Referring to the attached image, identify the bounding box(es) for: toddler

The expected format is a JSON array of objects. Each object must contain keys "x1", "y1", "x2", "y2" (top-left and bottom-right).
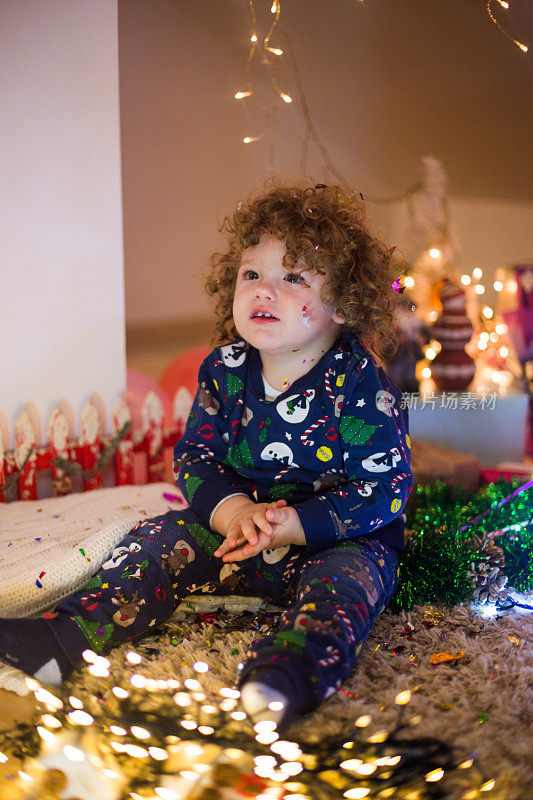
[{"x1": 0, "y1": 183, "x2": 412, "y2": 732}]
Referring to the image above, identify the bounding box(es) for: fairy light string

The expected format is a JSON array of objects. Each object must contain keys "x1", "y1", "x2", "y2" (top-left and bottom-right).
[
  {"x1": 486, "y1": 0, "x2": 528, "y2": 52},
  {"x1": 4, "y1": 626, "x2": 500, "y2": 800}
]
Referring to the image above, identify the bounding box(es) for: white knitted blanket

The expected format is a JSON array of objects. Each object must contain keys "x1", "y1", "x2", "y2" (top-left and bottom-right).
[{"x1": 0, "y1": 482, "x2": 185, "y2": 619}]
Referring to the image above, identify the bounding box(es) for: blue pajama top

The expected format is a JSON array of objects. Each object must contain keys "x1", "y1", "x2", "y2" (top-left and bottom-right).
[{"x1": 173, "y1": 331, "x2": 413, "y2": 554}]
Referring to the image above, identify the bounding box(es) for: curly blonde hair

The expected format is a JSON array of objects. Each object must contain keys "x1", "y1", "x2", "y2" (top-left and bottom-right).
[{"x1": 206, "y1": 180, "x2": 403, "y2": 358}]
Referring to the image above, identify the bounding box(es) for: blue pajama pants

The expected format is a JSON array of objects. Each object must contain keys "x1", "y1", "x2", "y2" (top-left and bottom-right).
[{"x1": 46, "y1": 509, "x2": 399, "y2": 711}]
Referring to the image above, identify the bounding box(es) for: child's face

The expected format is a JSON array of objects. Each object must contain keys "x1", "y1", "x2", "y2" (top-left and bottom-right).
[{"x1": 232, "y1": 234, "x2": 342, "y2": 358}]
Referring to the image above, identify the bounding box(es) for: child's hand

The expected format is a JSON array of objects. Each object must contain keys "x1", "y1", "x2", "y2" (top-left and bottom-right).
[
  {"x1": 215, "y1": 501, "x2": 306, "y2": 562},
  {"x1": 214, "y1": 499, "x2": 287, "y2": 557}
]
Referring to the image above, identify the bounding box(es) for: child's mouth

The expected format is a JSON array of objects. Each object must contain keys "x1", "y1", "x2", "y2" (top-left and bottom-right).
[{"x1": 251, "y1": 312, "x2": 279, "y2": 324}]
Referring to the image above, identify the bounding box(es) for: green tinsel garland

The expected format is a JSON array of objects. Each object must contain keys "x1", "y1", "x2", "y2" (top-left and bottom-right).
[{"x1": 391, "y1": 478, "x2": 533, "y2": 611}]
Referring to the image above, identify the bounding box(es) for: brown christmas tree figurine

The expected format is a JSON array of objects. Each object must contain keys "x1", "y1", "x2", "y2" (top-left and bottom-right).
[{"x1": 430, "y1": 280, "x2": 476, "y2": 390}]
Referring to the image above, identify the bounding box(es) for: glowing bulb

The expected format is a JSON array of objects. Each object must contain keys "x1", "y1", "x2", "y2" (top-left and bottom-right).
[
  {"x1": 461, "y1": 274, "x2": 472, "y2": 285},
  {"x1": 270, "y1": 741, "x2": 303, "y2": 759},
  {"x1": 518, "y1": 43, "x2": 528, "y2": 52},
  {"x1": 219, "y1": 687, "x2": 240, "y2": 699},
  {"x1": 230, "y1": 711, "x2": 247, "y2": 720},
  {"x1": 271, "y1": 1, "x2": 278, "y2": 12},
  {"x1": 243, "y1": 136, "x2": 260, "y2": 144},
  {"x1": 490, "y1": 331, "x2": 498, "y2": 342},
  {"x1": 180, "y1": 720, "x2": 197, "y2": 730},
  {"x1": 425, "y1": 347, "x2": 436, "y2": 360},
  {"x1": 41, "y1": 714, "x2": 62, "y2": 728},
  {"x1": 255, "y1": 731, "x2": 279, "y2": 744},
  {"x1": 0, "y1": 753, "x2": 8, "y2": 763},
  {"x1": 459, "y1": 758, "x2": 474, "y2": 769},
  {"x1": 482, "y1": 306, "x2": 494, "y2": 319},
  {"x1": 67, "y1": 710, "x2": 94, "y2": 726},
  {"x1": 497, "y1": 0, "x2": 509, "y2": 8},
  {"x1": 473, "y1": 267, "x2": 483, "y2": 279},
  {"x1": 280, "y1": 93, "x2": 292, "y2": 103},
  {"x1": 474, "y1": 284, "x2": 485, "y2": 295},
  {"x1": 428, "y1": 310, "x2": 438, "y2": 321},
  {"x1": 355, "y1": 715, "x2": 372, "y2": 727},
  {"x1": 33, "y1": 688, "x2": 63, "y2": 710},
  {"x1": 126, "y1": 651, "x2": 142, "y2": 664},
  {"x1": 234, "y1": 91, "x2": 252, "y2": 100},
  {"x1": 507, "y1": 279, "x2": 518, "y2": 292},
  {"x1": 404, "y1": 276, "x2": 415, "y2": 288},
  {"x1": 395, "y1": 689, "x2": 412, "y2": 705},
  {"x1": 493, "y1": 280, "x2": 504, "y2": 291},
  {"x1": 124, "y1": 744, "x2": 149, "y2": 758},
  {"x1": 251, "y1": 34, "x2": 258, "y2": 42},
  {"x1": 130, "y1": 674, "x2": 147, "y2": 688},
  {"x1": 422, "y1": 367, "x2": 432, "y2": 379},
  {"x1": 426, "y1": 768, "x2": 444, "y2": 781},
  {"x1": 280, "y1": 762, "x2": 303, "y2": 775},
  {"x1": 478, "y1": 340, "x2": 488, "y2": 350},
  {"x1": 112, "y1": 686, "x2": 129, "y2": 699},
  {"x1": 266, "y1": 47, "x2": 283, "y2": 55},
  {"x1": 198, "y1": 725, "x2": 215, "y2": 735},
  {"x1": 109, "y1": 725, "x2": 127, "y2": 736},
  {"x1": 131, "y1": 726, "x2": 151, "y2": 739},
  {"x1": 495, "y1": 323, "x2": 507, "y2": 335},
  {"x1": 82, "y1": 649, "x2": 97, "y2": 663},
  {"x1": 340, "y1": 759, "x2": 364, "y2": 770},
  {"x1": 355, "y1": 762, "x2": 377, "y2": 774},
  {"x1": 429, "y1": 248, "x2": 441, "y2": 259},
  {"x1": 254, "y1": 756, "x2": 278, "y2": 769},
  {"x1": 367, "y1": 731, "x2": 388, "y2": 743},
  {"x1": 254, "y1": 720, "x2": 278, "y2": 734},
  {"x1": 184, "y1": 678, "x2": 201, "y2": 691},
  {"x1": 88, "y1": 662, "x2": 109, "y2": 677},
  {"x1": 343, "y1": 790, "x2": 371, "y2": 799},
  {"x1": 480, "y1": 331, "x2": 490, "y2": 341},
  {"x1": 37, "y1": 726, "x2": 57, "y2": 745},
  {"x1": 63, "y1": 745, "x2": 86, "y2": 762},
  {"x1": 155, "y1": 788, "x2": 180, "y2": 800}
]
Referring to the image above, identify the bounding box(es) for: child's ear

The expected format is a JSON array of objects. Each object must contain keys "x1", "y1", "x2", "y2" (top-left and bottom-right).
[{"x1": 332, "y1": 309, "x2": 345, "y2": 324}]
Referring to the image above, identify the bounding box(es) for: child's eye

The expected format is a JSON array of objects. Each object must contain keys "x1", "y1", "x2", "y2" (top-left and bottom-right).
[
  {"x1": 284, "y1": 272, "x2": 306, "y2": 284},
  {"x1": 241, "y1": 269, "x2": 258, "y2": 280}
]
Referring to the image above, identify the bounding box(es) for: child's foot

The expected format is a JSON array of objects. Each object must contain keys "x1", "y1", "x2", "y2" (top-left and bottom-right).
[
  {"x1": 239, "y1": 667, "x2": 299, "y2": 732},
  {"x1": 0, "y1": 618, "x2": 73, "y2": 686}
]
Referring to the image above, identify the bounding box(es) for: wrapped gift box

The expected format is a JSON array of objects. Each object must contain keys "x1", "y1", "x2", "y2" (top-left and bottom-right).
[
  {"x1": 407, "y1": 384, "x2": 529, "y2": 467},
  {"x1": 411, "y1": 439, "x2": 480, "y2": 491}
]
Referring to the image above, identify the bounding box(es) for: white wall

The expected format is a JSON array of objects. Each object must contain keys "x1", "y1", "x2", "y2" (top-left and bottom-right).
[{"x1": 0, "y1": 0, "x2": 125, "y2": 446}]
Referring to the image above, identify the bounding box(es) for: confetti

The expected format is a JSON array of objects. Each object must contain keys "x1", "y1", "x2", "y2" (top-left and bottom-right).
[
  {"x1": 36, "y1": 570, "x2": 46, "y2": 588},
  {"x1": 508, "y1": 634, "x2": 521, "y2": 646},
  {"x1": 430, "y1": 651, "x2": 465, "y2": 665},
  {"x1": 79, "y1": 548, "x2": 91, "y2": 563},
  {"x1": 163, "y1": 492, "x2": 183, "y2": 503},
  {"x1": 35, "y1": 537, "x2": 41, "y2": 542}
]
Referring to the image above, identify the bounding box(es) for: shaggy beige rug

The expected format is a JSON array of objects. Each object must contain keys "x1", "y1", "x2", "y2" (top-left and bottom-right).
[{"x1": 2, "y1": 593, "x2": 531, "y2": 800}]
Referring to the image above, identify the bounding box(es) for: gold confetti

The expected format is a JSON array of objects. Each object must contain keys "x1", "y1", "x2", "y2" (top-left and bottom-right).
[
  {"x1": 430, "y1": 651, "x2": 465, "y2": 665},
  {"x1": 508, "y1": 634, "x2": 521, "y2": 646}
]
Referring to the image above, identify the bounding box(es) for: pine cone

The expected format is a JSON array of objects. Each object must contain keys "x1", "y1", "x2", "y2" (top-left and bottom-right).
[
  {"x1": 472, "y1": 533, "x2": 505, "y2": 569},
  {"x1": 469, "y1": 563, "x2": 509, "y2": 605}
]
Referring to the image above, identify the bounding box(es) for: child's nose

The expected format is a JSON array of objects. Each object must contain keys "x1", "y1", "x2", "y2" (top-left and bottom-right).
[{"x1": 254, "y1": 278, "x2": 277, "y2": 299}]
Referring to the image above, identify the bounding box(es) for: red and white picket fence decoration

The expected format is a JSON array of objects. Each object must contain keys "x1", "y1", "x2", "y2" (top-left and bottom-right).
[{"x1": 0, "y1": 387, "x2": 193, "y2": 502}]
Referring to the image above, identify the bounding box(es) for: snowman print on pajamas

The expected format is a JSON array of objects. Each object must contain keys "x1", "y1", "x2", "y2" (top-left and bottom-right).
[
  {"x1": 276, "y1": 391, "x2": 315, "y2": 424},
  {"x1": 362, "y1": 448, "x2": 401, "y2": 473},
  {"x1": 220, "y1": 341, "x2": 247, "y2": 368},
  {"x1": 102, "y1": 542, "x2": 141, "y2": 570}
]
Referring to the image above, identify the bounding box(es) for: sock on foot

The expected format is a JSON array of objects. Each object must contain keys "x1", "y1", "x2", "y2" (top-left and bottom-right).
[
  {"x1": 240, "y1": 667, "x2": 299, "y2": 732},
  {"x1": 0, "y1": 618, "x2": 73, "y2": 686}
]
